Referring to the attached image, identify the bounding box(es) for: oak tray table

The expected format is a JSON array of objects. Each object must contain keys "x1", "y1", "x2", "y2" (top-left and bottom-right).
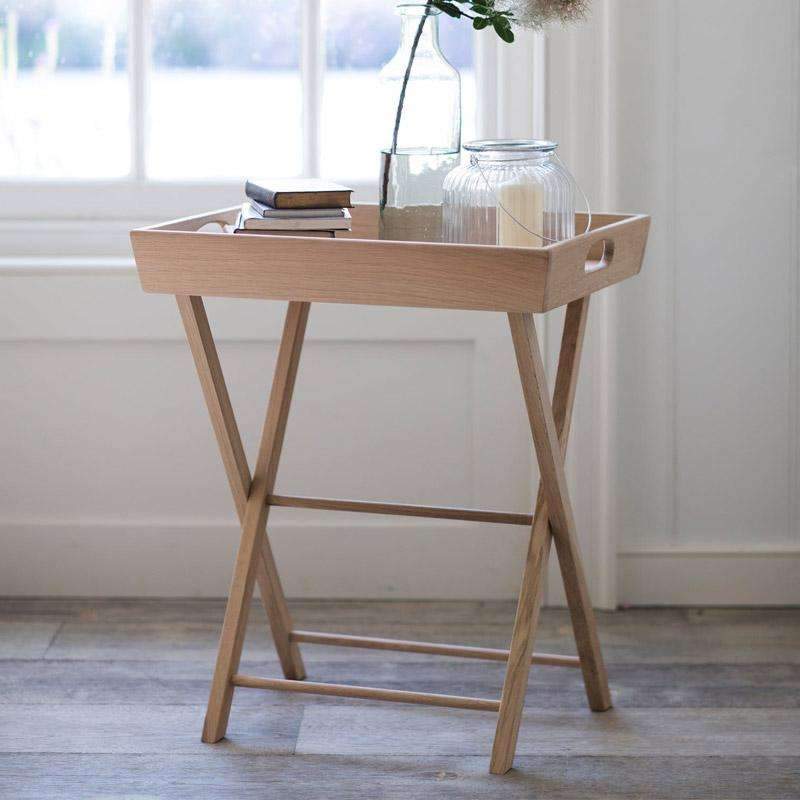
[{"x1": 130, "y1": 204, "x2": 650, "y2": 774}]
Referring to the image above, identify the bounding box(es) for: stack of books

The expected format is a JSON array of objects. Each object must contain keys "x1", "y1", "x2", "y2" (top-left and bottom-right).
[{"x1": 233, "y1": 178, "x2": 354, "y2": 237}]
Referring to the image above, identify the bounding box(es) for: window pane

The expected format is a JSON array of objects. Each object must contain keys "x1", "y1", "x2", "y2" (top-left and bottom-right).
[
  {"x1": 0, "y1": 0, "x2": 128, "y2": 178},
  {"x1": 321, "y1": 0, "x2": 475, "y2": 182},
  {"x1": 148, "y1": 0, "x2": 301, "y2": 180}
]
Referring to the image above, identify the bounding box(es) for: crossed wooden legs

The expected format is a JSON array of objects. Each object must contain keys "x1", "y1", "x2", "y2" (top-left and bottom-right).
[
  {"x1": 490, "y1": 297, "x2": 611, "y2": 774},
  {"x1": 177, "y1": 294, "x2": 610, "y2": 773},
  {"x1": 177, "y1": 297, "x2": 309, "y2": 741},
  {"x1": 177, "y1": 296, "x2": 306, "y2": 687}
]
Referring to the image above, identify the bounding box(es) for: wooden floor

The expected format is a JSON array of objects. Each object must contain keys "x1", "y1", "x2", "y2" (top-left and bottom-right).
[{"x1": 1, "y1": 600, "x2": 798, "y2": 799}]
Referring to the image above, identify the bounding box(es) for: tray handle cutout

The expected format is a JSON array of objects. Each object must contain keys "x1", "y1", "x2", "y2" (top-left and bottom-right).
[
  {"x1": 585, "y1": 238, "x2": 614, "y2": 273},
  {"x1": 198, "y1": 220, "x2": 230, "y2": 233},
  {"x1": 151, "y1": 207, "x2": 240, "y2": 232}
]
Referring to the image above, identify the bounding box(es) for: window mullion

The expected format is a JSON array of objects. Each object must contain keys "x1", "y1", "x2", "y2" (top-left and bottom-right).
[
  {"x1": 301, "y1": 0, "x2": 323, "y2": 178},
  {"x1": 474, "y1": 29, "x2": 498, "y2": 139},
  {"x1": 129, "y1": 0, "x2": 149, "y2": 181},
  {"x1": 493, "y1": 30, "x2": 542, "y2": 140}
]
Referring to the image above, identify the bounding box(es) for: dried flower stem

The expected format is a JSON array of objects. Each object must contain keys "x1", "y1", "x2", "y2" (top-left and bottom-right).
[{"x1": 380, "y1": 0, "x2": 589, "y2": 207}]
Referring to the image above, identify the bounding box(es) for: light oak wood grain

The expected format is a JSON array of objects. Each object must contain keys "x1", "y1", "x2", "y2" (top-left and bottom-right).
[
  {"x1": 130, "y1": 206, "x2": 649, "y2": 313},
  {"x1": 491, "y1": 298, "x2": 599, "y2": 774},
  {"x1": 543, "y1": 213, "x2": 651, "y2": 311},
  {"x1": 545, "y1": 301, "x2": 613, "y2": 713},
  {"x1": 125, "y1": 203, "x2": 651, "y2": 773},
  {"x1": 177, "y1": 295, "x2": 304, "y2": 682},
  {"x1": 201, "y1": 301, "x2": 310, "y2": 743},
  {"x1": 231, "y1": 674, "x2": 501, "y2": 712},
  {"x1": 268, "y1": 494, "x2": 532, "y2": 526},
  {"x1": 506, "y1": 310, "x2": 611, "y2": 721},
  {"x1": 288, "y1": 630, "x2": 580, "y2": 668}
]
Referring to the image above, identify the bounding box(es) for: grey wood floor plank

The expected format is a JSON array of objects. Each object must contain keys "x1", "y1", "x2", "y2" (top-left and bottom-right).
[
  {"x1": 2, "y1": 599, "x2": 797, "y2": 636},
  {"x1": 37, "y1": 621, "x2": 800, "y2": 666},
  {"x1": 1, "y1": 600, "x2": 799, "y2": 799},
  {"x1": 295, "y1": 706, "x2": 800, "y2": 757},
  {"x1": 25, "y1": 602, "x2": 799, "y2": 664},
  {"x1": 39, "y1": 623, "x2": 583, "y2": 664},
  {"x1": 0, "y1": 621, "x2": 60, "y2": 659},
  {"x1": 0, "y1": 598, "x2": 555, "y2": 625},
  {"x1": 4, "y1": 600, "x2": 799, "y2": 663},
  {"x1": 2, "y1": 659, "x2": 799, "y2": 708},
  {"x1": 0, "y1": 703, "x2": 301, "y2": 755},
  {"x1": 686, "y1": 607, "x2": 800, "y2": 626},
  {"x1": 41, "y1": 620, "x2": 274, "y2": 662},
  {"x1": 2, "y1": 754, "x2": 798, "y2": 800}
]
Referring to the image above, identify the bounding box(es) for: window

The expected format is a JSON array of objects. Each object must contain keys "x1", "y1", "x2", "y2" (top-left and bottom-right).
[
  {"x1": 0, "y1": 1, "x2": 129, "y2": 178},
  {"x1": 320, "y1": 0, "x2": 476, "y2": 180},
  {"x1": 0, "y1": 0, "x2": 476, "y2": 185},
  {"x1": 148, "y1": 0, "x2": 302, "y2": 179}
]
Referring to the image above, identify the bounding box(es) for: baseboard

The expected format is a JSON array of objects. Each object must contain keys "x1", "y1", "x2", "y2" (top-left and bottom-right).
[
  {"x1": 0, "y1": 518, "x2": 529, "y2": 600},
  {"x1": 618, "y1": 547, "x2": 800, "y2": 606},
  {"x1": 4, "y1": 521, "x2": 798, "y2": 604}
]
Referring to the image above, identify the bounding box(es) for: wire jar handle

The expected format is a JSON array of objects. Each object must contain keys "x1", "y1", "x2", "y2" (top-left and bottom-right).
[{"x1": 474, "y1": 151, "x2": 592, "y2": 245}]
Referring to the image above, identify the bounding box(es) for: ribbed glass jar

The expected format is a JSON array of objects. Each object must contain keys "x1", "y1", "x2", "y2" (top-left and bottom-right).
[{"x1": 442, "y1": 140, "x2": 575, "y2": 246}]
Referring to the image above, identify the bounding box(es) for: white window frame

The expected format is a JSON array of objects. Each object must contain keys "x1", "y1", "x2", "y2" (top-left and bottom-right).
[{"x1": 0, "y1": 1, "x2": 541, "y2": 226}]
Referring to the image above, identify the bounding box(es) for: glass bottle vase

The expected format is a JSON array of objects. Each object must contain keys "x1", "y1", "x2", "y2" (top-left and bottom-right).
[{"x1": 378, "y1": 3, "x2": 461, "y2": 242}]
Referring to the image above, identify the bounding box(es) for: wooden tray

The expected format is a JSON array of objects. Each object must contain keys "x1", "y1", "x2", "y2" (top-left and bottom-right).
[{"x1": 130, "y1": 205, "x2": 650, "y2": 313}]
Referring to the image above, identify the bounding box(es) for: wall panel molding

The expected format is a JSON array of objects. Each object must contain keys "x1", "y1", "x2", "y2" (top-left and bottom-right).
[
  {"x1": 0, "y1": 519, "x2": 530, "y2": 599},
  {"x1": 0, "y1": 276, "x2": 533, "y2": 600},
  {"x1": 544, "y1": 0, "x2": 800, "y2": 607},
  {"x1": 9, "y1": 519, "x2": 795, "y2": 604},
  {"x1": 619, "y1": 549, "x2": 800, "y2": 607},
  {"x1": 543, "y1": 0, "x2": 618, "y2": 609},
  {"x1": 3, "y1": 4, "x2": 798, "y2": 605}
]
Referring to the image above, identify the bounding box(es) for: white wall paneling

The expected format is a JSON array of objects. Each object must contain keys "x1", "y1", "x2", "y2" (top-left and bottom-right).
[
  {"x1": 475, "y1": 27, "x2": 545, "y2": 140},
  {"x1": 0, "y1": 28, "x2": 569, "y2": 601},
  {"x1": 547, "y1": 0, "x2": 800, "y2": 605},
  {"x1": 544, "y1": 0, "x2": 619, "y2": 609},
  {"x1": 0, "y1": 268, "x2": 534, "y2": 598},
  {"x1": 3, "y1": 0, "x2": 799, "y2": 604}
]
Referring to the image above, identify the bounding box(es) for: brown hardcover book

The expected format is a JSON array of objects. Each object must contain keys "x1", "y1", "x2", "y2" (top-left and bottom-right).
[
  {"x1": 244, "y1": 178, "x2": 354, "y2": 210},
  {"x1": 233, "y1": 205, "x2": 350, "y2": 235}
]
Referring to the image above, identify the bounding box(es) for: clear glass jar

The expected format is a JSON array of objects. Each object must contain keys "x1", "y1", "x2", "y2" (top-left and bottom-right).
[
  {"x1": 442, "y1": 140, "x2": 575, "y2": 246},
  {"x1": 379, "y1": 3, "x2": 461, "y2": 242}
]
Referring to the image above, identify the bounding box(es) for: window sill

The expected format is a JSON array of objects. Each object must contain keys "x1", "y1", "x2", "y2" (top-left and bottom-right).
[
  {"x1": 0, "y1": 179, "x2": 380, "y2": 258},
  {"x1": 0, "y1": 179, "x2": 379, "y2": 222},
  {"x1": 0, "y1": 256, "x2": 136, "y2": 277}
]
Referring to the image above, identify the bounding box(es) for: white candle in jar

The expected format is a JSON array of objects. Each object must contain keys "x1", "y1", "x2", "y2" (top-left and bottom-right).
[{"x1": 496, "y1": 180, "x2": 544, "y2": 247}]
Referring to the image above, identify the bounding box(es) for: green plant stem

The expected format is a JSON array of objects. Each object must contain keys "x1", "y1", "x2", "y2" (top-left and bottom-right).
[
  {"x1": 390, "y1": 1, "x2": 433, "y2": 156},
  {"x1": 381, "y1": 0, "x2": 434, "y2": 208}
]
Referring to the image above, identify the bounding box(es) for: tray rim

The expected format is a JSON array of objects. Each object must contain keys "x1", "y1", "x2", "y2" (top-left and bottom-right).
[
  {"x1": 130, "y1": 205, "x2": 650, "y2": 313},
  {"x1": 132, "y1": 204, "x2": 649, "y2": 256}
]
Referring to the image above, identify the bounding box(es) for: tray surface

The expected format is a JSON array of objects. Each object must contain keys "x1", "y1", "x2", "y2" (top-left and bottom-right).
[{"x1": 130, "y1": 205, "x2": 649, "y2": 313}]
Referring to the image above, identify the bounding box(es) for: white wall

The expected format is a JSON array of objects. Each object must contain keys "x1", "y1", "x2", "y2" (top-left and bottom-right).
[
  {"x1": 0, "y1": 257, "x2": 541, "y2": 598},
  {"x1": 1, "y1": 0, "x2": 798, "y2": 604},
  {"x1": 548, "y1": 0, "x2": 800, "y2": 604}
]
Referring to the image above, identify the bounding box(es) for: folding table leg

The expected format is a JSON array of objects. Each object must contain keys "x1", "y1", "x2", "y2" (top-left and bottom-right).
[
  {"x1": 551, "y1": 500, "x2": 612, "y2": 713},
  {"x1": 177, "y1": 298, "x2": 310, "y2": 743},
  {"x1": 177, "y1": 296, "x2": 305, "y2": 683},
  {"x1": 491, "y1": 298, "x2": 610, "y2": 774}
]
